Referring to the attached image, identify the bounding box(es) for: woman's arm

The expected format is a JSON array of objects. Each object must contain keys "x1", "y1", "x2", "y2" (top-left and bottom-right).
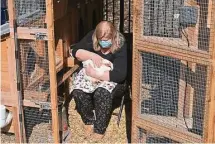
[
  {"x1": 70, "y1": 30, "x2": 95, "y2": 60},
  {"x1": 70, "y1": 30, "x2": 104, "y2": 67},
  {"x1": 109, "y1": 42, "x2": 127, "y2": 83},
  {"x1": 72, "y1": 49, "x2": 95, "y2": 61},
  {"x1": 85, "y1": 42, "x2": 127, "y2": 83}
]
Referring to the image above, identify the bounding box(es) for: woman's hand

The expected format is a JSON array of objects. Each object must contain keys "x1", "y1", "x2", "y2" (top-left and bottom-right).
[
  {"x1": 91, "y1": 53, "x2": 103, "y2": 68},
  {"x1": 85, "y1": 65, "x2": 96, "y2": 77}
]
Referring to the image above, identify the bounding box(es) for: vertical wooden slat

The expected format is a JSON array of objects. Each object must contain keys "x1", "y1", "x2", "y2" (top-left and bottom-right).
[
  {"x1": 178, "y1": 62, "x2": 195, "y2": 128},
  {"x1": 178, "y1": 60, "x2": 186, "y2": 120},
  {"x1": 12, "y1": 107, "x2": 20, "y2": 142},
  {"x1": 131, "y1": 0, "x2": 137, "y2": 139},
  {"x1": 131, "y1": 0, "x2": 142, "y2": 142},
  {"x1": 207, "y1": 0, "x2": 212, "y2": 28},
  {"x1": 46, "y1": 0, "x2": 60, "y2": 142},
  {"x1": 205, "y1": 1, "x2": 215, "y2": 141},
  {"x1": 7, "y1": 0, "x2": 26, "y2": 142},
  {"x1": 184, "y1": 63, "x2": 195, "y2": 120}
]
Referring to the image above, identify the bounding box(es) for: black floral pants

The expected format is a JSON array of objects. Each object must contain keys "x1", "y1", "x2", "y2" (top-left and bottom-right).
[{"x1": 72, "y1": 87, "x2": 115, "y2": 134}]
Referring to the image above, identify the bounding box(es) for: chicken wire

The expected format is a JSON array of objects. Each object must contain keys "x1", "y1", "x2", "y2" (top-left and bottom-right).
[
  {"x1": 14, "y1": 0, "x2": 46, "y2": 28},
  {"x1": 138, "y1": 128, "x2": 179, "y2": 143},
  {"x1": 23, "y1": 107, "x2": 53, "y2": 143},
  {"x1": 140, "y1": 52, "x2": 208, "y2": 138},
  {"x1": 19, "y1": 40, "x2": 50, "y2": 102},
  {"x1": 23, "y1": 95, "x2": 65, "y2": 143},
  {"x1": 143, "y1": 0, "x2": 213, "y2": 52}
]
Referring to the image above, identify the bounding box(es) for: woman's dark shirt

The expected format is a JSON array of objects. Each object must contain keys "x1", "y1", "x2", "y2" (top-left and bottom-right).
[{"x1": 71, "y1": 30, "x2": 127, "y2": 83}]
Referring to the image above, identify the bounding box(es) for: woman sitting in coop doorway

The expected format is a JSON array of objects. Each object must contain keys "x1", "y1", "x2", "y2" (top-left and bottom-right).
[{"x1": 69, "y1": 21, "x2": 127, "y2": 140}]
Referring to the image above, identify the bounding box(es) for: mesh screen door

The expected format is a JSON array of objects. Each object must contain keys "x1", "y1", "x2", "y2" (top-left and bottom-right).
[
  {"x1": 8, "y1": 0, "x2": 60, "y2": 142},
  {"x1": 132, "y1": 0, "x2": 215, "y2": 143}
]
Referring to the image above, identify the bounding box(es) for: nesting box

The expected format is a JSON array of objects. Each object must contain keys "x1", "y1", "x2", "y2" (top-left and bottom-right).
[{"x1": 132, "y1": 0, "x2": 215, "y2": 143}]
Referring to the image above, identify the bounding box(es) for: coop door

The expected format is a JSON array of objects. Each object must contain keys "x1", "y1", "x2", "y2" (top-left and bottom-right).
[
  {"x1": 10, "y1": 0, "x2": 61, "y2": 142},
  {"x1": 132, "y1": 0, "x2": 214, "y2": 143}
]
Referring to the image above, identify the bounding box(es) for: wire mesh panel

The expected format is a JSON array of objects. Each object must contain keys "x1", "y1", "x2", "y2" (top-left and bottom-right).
[
  {"x1": 143, "y1": 0, "x2": 183, "y2": 38},
  {"x1": 138, "y1": 128, "x2": 179, "y2": 143},
  {"x1": 19, "y1": 40, "x2": 50, "y2": 102},
  {"x1": 14, "y1": 0, "x2": 46, "y2": 28},
  {"x1": 143, "y1": 0, "x2": 213, "y2": 52},
  {"x1": 140, "y1": 52, "x2": 209, "y2": 140},
  {"x1": 23, "y1": 107, "x2": 53, "y2": 143},
  {"x1": 141, "y1": 52, "x2": 180, "y2": 117}
]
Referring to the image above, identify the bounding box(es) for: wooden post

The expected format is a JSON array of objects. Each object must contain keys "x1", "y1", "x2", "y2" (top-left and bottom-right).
[
  {"x1": 132, "y1": 3, "x2": 142, "y2": 144},
  {"x1": 205, "y1": 1, "x2": 215, "y2": 141},
  {"x1": 46, "y1": 0, "x2": 60, "y2": 142},
  {"x1": 131, "y1": 0, "x2": 142, "y2": 142},
  {"x1": 7, "y1": 0, "x2": 26, "y2": 142},
  {"x1": 12, "y1": 107, "x2": 21, "y2": 142}
]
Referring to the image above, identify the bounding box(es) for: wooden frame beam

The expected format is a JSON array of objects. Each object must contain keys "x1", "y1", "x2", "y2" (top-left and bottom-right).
[
  {"x1": 136, "y1": 38, "x2": 210, "y2": 65},
  {"x1": 57, "y1": 65, "x2": 79, "y2": 87},
  {"x1": 7, "y1": 0, "x2": 26, "y2": 142},
  {"x1": 204, "y1": 1, "x2": 215, "y2": 142},
  {"x1": 135, "y1": 117, "x2": 202, "y2": 143},
  {"x1": 10, "y1": 27, "x2": 48, "y2": 40},
  {"x1": 46, "y1": 0, "x2": 60, "y2": 142}
]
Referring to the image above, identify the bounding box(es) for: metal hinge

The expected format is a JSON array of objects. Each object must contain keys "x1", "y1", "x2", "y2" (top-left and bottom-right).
[{"x1": 30, "y1": 32, "x2": 47, "y2": 40}]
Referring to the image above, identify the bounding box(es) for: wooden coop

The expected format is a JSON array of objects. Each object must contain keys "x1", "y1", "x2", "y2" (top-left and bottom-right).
[
  {"x1": 131, "y1": 0, "x2": 215, "y2": 143},
  {"x1": 1, "y1": 0, "x2": 215, "y2": 143}
]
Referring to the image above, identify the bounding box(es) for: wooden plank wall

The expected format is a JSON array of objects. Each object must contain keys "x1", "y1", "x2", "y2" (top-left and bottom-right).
[
  {"x1": 54, "y1": 8, "x2": 79, "y2": 61},
  {"x1": 77, "y1": 0, "x2": 103, "y2": 39},
  {"x1": 1, "y1": 35, "x2": 11, "y2": 93}
]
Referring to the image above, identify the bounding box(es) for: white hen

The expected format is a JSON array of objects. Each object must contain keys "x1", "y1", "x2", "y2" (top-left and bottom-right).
[{"x1": 82, "y1": 59, "x2": 113, "y2": 82}]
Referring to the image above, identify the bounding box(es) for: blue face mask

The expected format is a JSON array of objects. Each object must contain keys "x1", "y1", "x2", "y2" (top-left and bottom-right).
[{"x1": 99, "y1": 40, "x2": 112, "y2": 48}]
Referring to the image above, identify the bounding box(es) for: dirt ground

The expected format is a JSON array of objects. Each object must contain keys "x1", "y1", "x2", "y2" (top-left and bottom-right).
[
  {"x1": 1, "y1": 99, "x2": 130, "y2": 143},
  {"x1": 1, "y1": 132, "x2": 16, "y2": 143},
  {"x1": 68, "y1": 99, "x2": 129, "y2": 143}
]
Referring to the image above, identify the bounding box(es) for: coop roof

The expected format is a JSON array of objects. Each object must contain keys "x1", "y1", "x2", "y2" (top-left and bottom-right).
[{"x1": 0, "y1": 23, "x2": 10, "y2": 36}]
